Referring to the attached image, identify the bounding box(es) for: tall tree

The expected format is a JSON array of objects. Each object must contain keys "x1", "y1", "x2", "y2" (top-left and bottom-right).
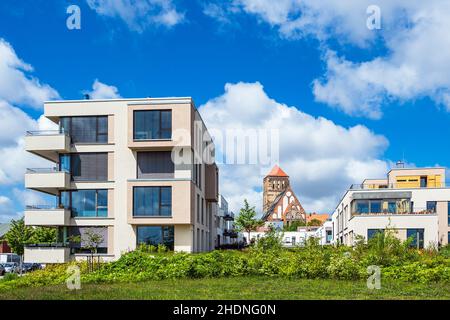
[
  {"x1": 235, "y1": 199, "x2": 263, "y2": 244},
  {"x1": 4, "y1": 219, "x2": 34, "y2": 256},
  {"x1": 4, "y1": 218, "x2": 34, "y2": 275}
]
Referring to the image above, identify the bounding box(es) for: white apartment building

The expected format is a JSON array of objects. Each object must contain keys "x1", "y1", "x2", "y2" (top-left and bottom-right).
[
  {"x1": 332, "y1": 167, "x2": 450, "y2": 248},
  {"x1": 23, "y1": 97, "x2": 219, "y2": 263}
]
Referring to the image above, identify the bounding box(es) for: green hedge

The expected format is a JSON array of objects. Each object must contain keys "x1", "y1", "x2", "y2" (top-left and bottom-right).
[{"x1": 1, "y1": 244, "x2": 448, "y2": 290}]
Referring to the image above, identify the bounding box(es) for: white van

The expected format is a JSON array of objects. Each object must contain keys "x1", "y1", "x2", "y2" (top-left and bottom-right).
[{"x1": 0, "y1": 253, "x2": 21, "y2": 264}]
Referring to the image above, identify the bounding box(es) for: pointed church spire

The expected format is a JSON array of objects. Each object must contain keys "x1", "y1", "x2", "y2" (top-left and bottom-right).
[{"x1": 265, "y1": 165, "x2": 289, "y2": 177}]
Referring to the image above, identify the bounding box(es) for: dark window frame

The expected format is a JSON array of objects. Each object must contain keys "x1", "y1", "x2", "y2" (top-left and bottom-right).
[
  {"x1": 132, "y1": 186, "x2": 172, "y2": 217},
  {"x1": 60, "y1": 116, "x2": 108, "y2": 144},
  {"x1": 133, "y1": 110, "x2": 172, "y2": 141},
  {"x1": 59, "y1": 189, "x2": 108, "y2": 218}
]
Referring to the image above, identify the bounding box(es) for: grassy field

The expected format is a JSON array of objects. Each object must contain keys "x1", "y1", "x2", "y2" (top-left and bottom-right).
[{"x1": 0, "y1": 277, "x2": 448, "y2": 300}]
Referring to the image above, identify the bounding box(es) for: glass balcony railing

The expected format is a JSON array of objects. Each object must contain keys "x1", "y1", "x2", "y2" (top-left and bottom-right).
[
  {"x1": 350, "y1": 182, "x2": 448, "y2": 190},
  {"x1": 352, "y1": 207, "x2": 436, "y2": 216},
  {"x1": 26, "y1": 130, "x2": 68, "y2": 136}
]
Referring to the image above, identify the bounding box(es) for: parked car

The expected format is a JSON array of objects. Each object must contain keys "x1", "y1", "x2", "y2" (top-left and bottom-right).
[
  {"x1": 20, "y1": 263, "x2": 35, "y2": 273},
  {"x1": 0, "y1": 264, "x2": 5, "y2": 276},
  {"x1": 3, "y1": 262, "x2": 19, "y2": 273},
  {"x1": 32, "y1": 263, "x2": 43, "y2": 270}
]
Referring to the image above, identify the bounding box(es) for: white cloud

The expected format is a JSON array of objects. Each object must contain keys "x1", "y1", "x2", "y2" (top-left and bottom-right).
[
  {"x1": 13, "y1": 188, "x2": 51, "y2": 207},
  {"x1": 0, "y1": 195, "x2": 21, "y2": 223},
  {"x1": 0, "y1": 39, "x2": 59, "y2": 109},
  {"x1": 86, "y1": 79, "x2": 121, "y2": 100},
  {"x1": 86, "y1": 0, "x2": 184, "y2": 31},
  {"x1": 200, "y1": 82, "x2": 389, "y2": 214},
  {"x1": 0, "y1": 39, "x2": 57, "y2": 186},
  {"x1": 210, "y1": 1, "x2": 450, "y2": 118}
]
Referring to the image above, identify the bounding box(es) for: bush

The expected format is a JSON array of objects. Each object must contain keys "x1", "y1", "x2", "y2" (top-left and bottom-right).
[
  {"x1": 2, "y1": 273, "x2": 19, "y2": 282},
  {"x1": 1, "y1": 240, "x2": 448, "y2": 291}
]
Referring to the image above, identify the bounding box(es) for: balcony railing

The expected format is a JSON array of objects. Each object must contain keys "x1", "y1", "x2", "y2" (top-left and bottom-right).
[
  {"x1": 26, "y1": 130, "x2": 68, "y2": 136},
  {"x1": 25, "y1": 243, "x2": 69, "y2": 248},
  {"x1": 25, "y1": 204, "x2": 59, "y2": 210},
  {"x1": 352, "y1": 207, "x2": 436, "y2": 216},
  {"x1": 223, "y1": 213, "x2": 235, "y2": 221},
  {"x1": 350, "y1": 182, "x2": 448, "y2": 190},
  {"x1": 26, "y1": 168, "x2": 69, "y2": 174},
  {"x1": 223, "y1": 229, "x2": 238, "y2": 237}
]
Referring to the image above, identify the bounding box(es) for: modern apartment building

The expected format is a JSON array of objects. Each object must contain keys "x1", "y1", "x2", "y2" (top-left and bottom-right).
[
  {"x1": 23, "y1": 97, "x2": 219, "y2": 263},
  {"x1": 332, "y1": 166, "x2": 450, "y2": 248}
]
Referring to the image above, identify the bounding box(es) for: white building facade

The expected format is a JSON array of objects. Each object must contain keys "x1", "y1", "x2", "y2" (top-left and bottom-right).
[{"x1": 332, "y1": 167, "x2": 450, "y2": 248}]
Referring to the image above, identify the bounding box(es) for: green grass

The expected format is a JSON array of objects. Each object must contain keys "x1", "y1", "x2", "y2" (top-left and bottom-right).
[{"x1": 0, "y1": 277, "x2": 448, "y2": 300}]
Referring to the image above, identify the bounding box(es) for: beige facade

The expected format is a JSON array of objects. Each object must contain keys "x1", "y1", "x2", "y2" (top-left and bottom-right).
[{"x1": 24, "y1": 97, "x2": 219, "y2": 263}]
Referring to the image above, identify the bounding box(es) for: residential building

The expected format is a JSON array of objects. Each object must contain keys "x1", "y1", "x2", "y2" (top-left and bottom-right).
[
  {"x1": 23, "y1": 97, "x2": 219, "y2": 263},
  {"x1": 262, "y1": 165, "x2": 306, "y2": 226},
  {"x1": 332, "y1": 166, "x2": 450, "y2": 248},
  {"x1": 314, "y1": 220, "x2": 333, "y2": 245},
  {"x1": 0, "y1": 223, "x2": 11, "y2": 253}
]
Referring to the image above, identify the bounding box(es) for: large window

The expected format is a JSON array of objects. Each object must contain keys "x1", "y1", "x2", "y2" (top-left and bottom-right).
[
  {"x1": 352, "y1": 199, "x2": 412, "y2": 215},
  {"x1": 367, "y1": 229, "x2": 384, "y2": 240},
  {"x1": 448, "y1": 202, "x2": 450, "y2": 226},
  {"x1": 60, "y1": 190, "x2": 108, "y2": 218},
  {"x1": 136, "y1": 226, "x2": 174, "y2": 250},
  {"x1": 407, "y1": 229, "x2": 424, "y2": 249},
  {"x1": 426, "y1": 201, "x2": 437, "y2": 213},
  {"x1": 354, "y1": 201, "x2": 369, "y2": 214},
  {"x1": 69, "y1": 227, "x2": 108, "y2": 254},
  {"x1": 60, "y1": 116, "x2": 108, "y2": 143},
  {"x1": 133, "y1": 110, "x2": 172, "y2": 140},
  {"x1": 133, "y1": 186, "x2": 172, "y2": 217},
  {"x1": 60, "y1": 153, "x2": 108, "y2": 181},
  {"x1": 137, "y1": 151, "x2": 174, "y2": 179}
]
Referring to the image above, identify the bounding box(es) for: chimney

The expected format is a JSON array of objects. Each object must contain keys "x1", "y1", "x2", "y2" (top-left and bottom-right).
[{"x1": 396, "y1": 160, "x2": 405, "y2": 168}]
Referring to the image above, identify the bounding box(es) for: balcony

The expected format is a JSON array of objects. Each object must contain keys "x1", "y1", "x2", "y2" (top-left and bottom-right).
[
  {"x1": 24, "y1": 205, "x2": 71, "y2": 226},
  {"x1": 25, "y1": 168, "x2": 71, "y2": 195},
  {"x1": 350, "y1": 182, "x2": 447, "y2": 190},
  {"x1": 352, "y1": 207, "x2": 437, "y2": 217},
  {"x1": 25, "y1": 130, "x2": 71, "y2": 162},
  {"x1": 223, "y1": 212, "x2": 234, "y2": 221},
  {"x1": 223, "y1": 229, "x2": 238, "y2": 238},
  {"x1": 24, "y1": 244, "x2": 71, "y2": 264}
]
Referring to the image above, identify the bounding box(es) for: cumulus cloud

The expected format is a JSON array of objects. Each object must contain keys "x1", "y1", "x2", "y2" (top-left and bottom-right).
[
  {"x1": 0, "y1": 39, "x2": 59, "y2": 109},
  {"x1": 86, "y1": 79, "x2": 121, "y2": 100},
  {"x1": 86, "y1": 0, "x2": 184, "y2": 32},
  {"x1": 0, "y1": 39, "x2": 56, "y2": 186},
  {"x1": 0, "y1": 195, "x2": 21, "y2": 223},
  {"x1": 200, "y1": 82, "x2": 389, "y2": 215},
  {"x1": 209, "y1": 1, "x2": 450, "y2": 118}
]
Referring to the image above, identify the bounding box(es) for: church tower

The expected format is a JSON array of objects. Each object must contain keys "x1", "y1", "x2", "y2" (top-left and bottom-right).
[{"x1": 263, "y1": 165, "x2": 290, "y2": 213}]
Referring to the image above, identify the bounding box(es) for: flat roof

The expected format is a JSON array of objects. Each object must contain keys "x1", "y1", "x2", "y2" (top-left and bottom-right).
[
  {"x1": 45, "y1": 97, "x2": 193, "y2": 104},
  {"x1": 388, "y1": 167, "x2": 446, "y2": 174}
]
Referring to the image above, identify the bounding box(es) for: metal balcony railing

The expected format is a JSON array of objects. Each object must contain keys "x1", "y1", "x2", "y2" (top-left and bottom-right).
[
  {"x1": 26, "y1": 168, "x2": 69, "y2": 173},
  {"x1": 26, "y1": 130, "x2": 68, "y2": 136}
]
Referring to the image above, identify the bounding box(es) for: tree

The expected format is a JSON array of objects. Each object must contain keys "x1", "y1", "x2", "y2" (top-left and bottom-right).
[
  {"x1": 31, "y1": 227, "x2": 57, "y2": 244},
  {"x1": 70, "y1": 228, "x2": 104, "y2": 272},
  {"x1": 4, "y1": 218, "x2": 34, "y2": 275},
  {"x1": 234, "y1": 199, "x2": 263, "y2": 244}
]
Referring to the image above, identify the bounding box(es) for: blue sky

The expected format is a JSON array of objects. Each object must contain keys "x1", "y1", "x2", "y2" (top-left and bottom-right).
[{"x1": 0, "y1": 0, "x2": 449, "y2": 220}]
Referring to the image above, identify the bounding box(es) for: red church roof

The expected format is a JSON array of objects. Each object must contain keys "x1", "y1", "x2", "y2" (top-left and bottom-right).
[{"x1": 266, "y1": 165, "x2": 289, "y2": 177}]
